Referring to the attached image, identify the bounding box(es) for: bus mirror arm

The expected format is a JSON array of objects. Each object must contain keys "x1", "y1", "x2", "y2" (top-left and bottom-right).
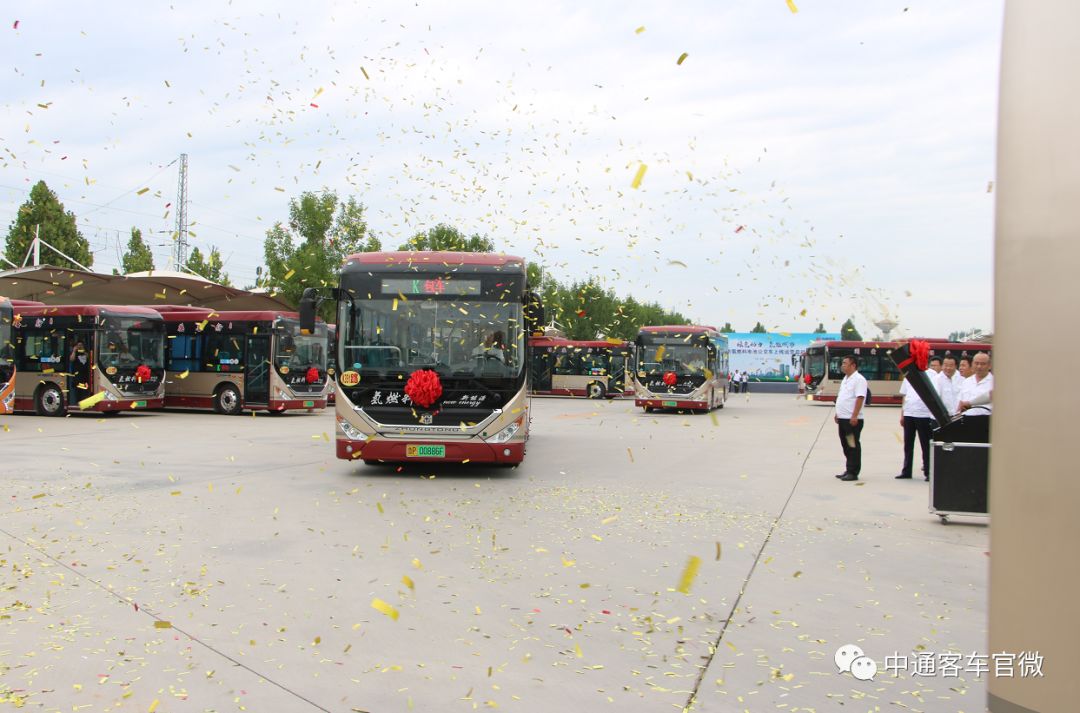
[{"x1": 299, "y1": 288, "x2": 321, "y2": 334}]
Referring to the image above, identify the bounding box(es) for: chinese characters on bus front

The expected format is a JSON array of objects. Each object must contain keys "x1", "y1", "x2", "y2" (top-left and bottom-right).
[{"x1": 367, "y1": 390, "x2": 488, "y2": 408}]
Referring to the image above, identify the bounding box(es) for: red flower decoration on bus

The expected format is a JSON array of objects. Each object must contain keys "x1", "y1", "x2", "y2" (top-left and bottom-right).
[
  {"x1": 662, "y1": 371, "x2": 677, "y2": 386},
  {"x1": 305, "y1": 366, "x2": 320, "y2": 384},
  {"x1": 405, "y1": 369, "x2": 443, "y2": 409},
  {"x1": 135, "y1": 364, "x2": 152, "y2": 383}
]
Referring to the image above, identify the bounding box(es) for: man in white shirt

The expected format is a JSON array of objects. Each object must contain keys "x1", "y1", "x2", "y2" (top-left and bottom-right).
[
  {"x1": 834, "y1": 354, "x2": 867, "y2": 481},
  {"x1": 896, "y1": 369, "x2": 943, "y2": 480},
  {"x1": 940, "y1": 355, "x2": 964, "y2": 414},
  {"x1": 957, "y1": 352, "x2": 993, "y2": 416}
]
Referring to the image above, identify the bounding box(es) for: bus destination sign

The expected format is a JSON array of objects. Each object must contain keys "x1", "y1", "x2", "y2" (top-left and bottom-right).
[{"x1": 381, "y1": 278, "x2": 481, "y2": 296}]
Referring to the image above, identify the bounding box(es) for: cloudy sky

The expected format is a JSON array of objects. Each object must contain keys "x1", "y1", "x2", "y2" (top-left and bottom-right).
[{"x1": 0, "y1": 1, "x2": 1002, "y2": 337}]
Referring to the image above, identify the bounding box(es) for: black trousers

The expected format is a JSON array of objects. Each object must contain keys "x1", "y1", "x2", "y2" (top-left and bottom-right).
[
  {"x1": 901, "y1": 416, "x2": 934, "y2": 477},
  {"x1": 837, "y1": 419, "x2": 864, "y2": 476}
]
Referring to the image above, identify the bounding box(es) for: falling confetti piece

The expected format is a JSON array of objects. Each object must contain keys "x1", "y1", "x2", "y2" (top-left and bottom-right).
[
  {"x1": 32, "y1": 493, "x2": 46, "y2": 499},
  {"x1": 735, "y1": 225, "x2": 745, "y2": 233},
  {"x1": 601, "y1": 515, "x2": 618, "y2": 525},
  {"x1": 136, "y1": 187, "x2": 150, "y2": 195},
  {"x1": 412, "y1": 558, "x2": 422, "y2": 569},
  {"x1": 574, "y1": 643, "x2": 584, "y2": 658},
  {"x1": 283, "y1": 268, "x2": 295, "y2": 280},
  {"x1": 793, "y1": 570, "x2": 803, "y2": 578},
  {"x1": 667, "y1": 259, "x2": 687, "y2": 268},
  {"x1": 178, "y1": 370, "x2": 189, "y2": 379},
  {"x1": 72, "y1": 280, "x2": 84, "y2": 288},
  {"x1": 78, "y1": 391, "x2": 106, "y2": 410},
  {"x1": 154, "y1": 621, "x2": 172, "y2": 629},
  {"x1": 371, "y1": 598, "x2": 399, "y2": 620},
  {"x1": 715, "y1": 542, "x2": 722, "y2": 560},
  {"x1": 376, "y1": 502, "x2": 384, "y2": 514},
  {"x1": 361, "y1": 66, "x2": 370, "y2": 80},
  {"x1": 13, "y1": 20, "x2": 19, "y2": 29},
  {"x1": 786, "y1": 0, "x2": 799, "y2": 13},
  {"x1": 402, "y1": 575, "x2": 415, "y2": 591},
  {"x1": 149, "y1": 700, "x2": 160, "y2": 713},
  {"x1": 635, "y1": 25, "x2": 645, "y2": 34},
  {"x1": 630, "y1": 163, "x2": 647, "y2": 189},
  {"x1": 676, "y1": 52, "x2": 689, "y2": 65},
  {"x1": 676, "y1": 555, "x2": 702, "y2": 594}
]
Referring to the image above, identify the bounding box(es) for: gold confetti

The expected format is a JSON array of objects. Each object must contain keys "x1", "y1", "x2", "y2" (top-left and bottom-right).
[
  {"x1": 31, "y1": 493, "x2": 46, "y2": 499},
  {"x1": 626, "y1": 447, "x2": 634, "y2": 463},
  {"x1": 361, "y1": 66, "x2": 370, "y2": 80},
  {"x1": 676, "y1": 555, "x2": 702, "y2": 594},
  {"x1": 371, "y1": 598, "x2": 399, "y2": 620},
  {"x1": 715, "y1": 542, "x2": 722, "y2": 561},
  {"x1": 136, "y1": 187, "x2": 150, "y2": 195},
  {"x1": 283, "y1": 268, "x2": 295, "y2": 280},
  {"x1": 376, "y1": 502, "x2": 384, "y2": 514},
  {"x1": 574, "y1": 643, "x2": 584, "y2": 658},
  {"x1": 148, "y1": 700, "x2": 160, "y2": 713},
  {"x1": 402, "y1": 575, "x2": 415, "y2": 591},
  {"x1": 631, "y1": 163, "x2": 648, "y2": 189},
  {"x1": 601, "y1": 515, "x2": 618, "y2": 525},
  {"x1": 635, "y1": 25, "x2": 646, "y2": 34},
  {"x1": 78, "y1": 391, "x2": 106, "y2": 410},
  {"x1": 71, "y1": 280, "x2": 84, "y2": 288},
  {"x1": 178, "y1": 370, "x2": 190, "y2": 379},
  {"x1": 411, "y1": 558, "x2": 422, "y2": 569},
  {"x1": 786, "y1": 0, "x2": 799, "y2": 13},
  {"x1": 676, "y1": 52, "x2": 689, "y2": 65},
  {"x1": 793, "y1": 570, "x2": 803, "y2": 578},
  {"x1": 154, "y1": 621, "x2": 172, "y2": 629}
]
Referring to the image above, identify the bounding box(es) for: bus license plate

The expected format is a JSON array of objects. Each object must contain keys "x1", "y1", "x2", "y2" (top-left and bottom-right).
[
  {"x1": 406, "y1": 444, "x2": 445, "y2": 458},
  {"x1": 663, "y1": 400, "x2": 678, "y2": 407},
  {"x1": 303, "y1": 400, "x2": 314, "y2": 408}
]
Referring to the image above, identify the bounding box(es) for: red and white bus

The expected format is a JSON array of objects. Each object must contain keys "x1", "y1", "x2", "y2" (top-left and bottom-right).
[
  {"x1": 1, "y1": 297, "x2": 16, "y2": 414},
  {"x1": 528, "y1": 336, "x2": 633, "y2": 399},
  {"x1": 304, "y1": 251, "x2": 543, "y2": 465},
  {"x1": 9, "y1": 302, "x2": 166, "y2": 415},
  {"x1": 802, "y1": 339, "x2": 993, "y2": 405},
  {"x1": 631, "y1": 325, "x2": 730, "y2": 413},
  {"x1": 154, "y1": 306, "x2": 330, "y2": 414}
]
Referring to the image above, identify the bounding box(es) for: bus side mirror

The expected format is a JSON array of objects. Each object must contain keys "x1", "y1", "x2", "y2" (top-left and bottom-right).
[
  {"x1": 299, "y1": 288, "x2": 319, "y2": 334},
  {"x1": 524, "y1": 291, "x2": 544, "y2": 335}
]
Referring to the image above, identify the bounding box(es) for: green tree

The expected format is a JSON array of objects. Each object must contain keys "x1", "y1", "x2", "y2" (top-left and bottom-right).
[
  {"x1": 185, "y1": 246, "x2": 232, "y2": 286},
  {"x1": 398, "y1": 223, "x2": 495, "y2": 252},
  {"x1": 841, "y1": 318, "x2": 862, "y2": 341},
  {"x1": 719, "y1": 322, "x2": 734, "y2": 333},
  {"x1": 813, "y1": 322, "x2": 827, "y2": 334},
  {"x1": 751, "y1": 322, "x2": 767, "y2": 333},
  {"x1": 262, "y1": 190, "x2": 380, "y2": 319},
  {"x1": 120, "y1": 227, "x2": 155, "y2": 273},
  {"x1": 4, "y1": 180, "x2": 93, "y2": 270}
]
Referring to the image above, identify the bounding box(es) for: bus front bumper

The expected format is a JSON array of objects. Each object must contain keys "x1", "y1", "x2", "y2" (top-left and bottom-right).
[
  {"x1": 635, "y1": 398, "x2": 708, "y2": 411},
  {"x1": 337, "y1": 438, "x2": 525, "y2": 464}
]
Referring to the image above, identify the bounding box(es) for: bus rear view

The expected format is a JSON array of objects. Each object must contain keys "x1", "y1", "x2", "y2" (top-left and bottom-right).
[{"x1": 322, "y1": 251, "x2": 540, "y2": 465}]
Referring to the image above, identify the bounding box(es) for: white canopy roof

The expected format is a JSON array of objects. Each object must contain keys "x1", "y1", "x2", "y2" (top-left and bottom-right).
[{"x1": 0, "y1": 265, "x2": 294, "y2": 311}]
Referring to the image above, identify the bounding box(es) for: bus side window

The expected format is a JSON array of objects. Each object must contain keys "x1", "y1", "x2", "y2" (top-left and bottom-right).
[
  {"x1": 169, "y1": 334, "x2": 200, "y2": 373},
  {"x1": 20, "y1": 334, "x2": 63, "y2": 372}
]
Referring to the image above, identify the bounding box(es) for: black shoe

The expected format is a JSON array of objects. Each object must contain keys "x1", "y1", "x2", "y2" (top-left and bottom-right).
[
  {"x1": 835, "y1": 472, "x2": 849, "y2": 479},
  {"x1": 924, "y1": 475, "x2": 930, "y2": 481},
  {"x1": 839, "y1": 473, "x2": 859, "y2": 481},
  {"x1": 895, "y1": 474, "x2": 913, "y2": 479}
]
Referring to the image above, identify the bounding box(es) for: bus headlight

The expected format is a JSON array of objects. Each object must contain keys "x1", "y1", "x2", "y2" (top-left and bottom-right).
[
  {"x1": 487, "y1": 418, "x2": 522, "y2": 444},
  {"x1": 338, "y1": 419, "x2": 366, "y2": 441}
]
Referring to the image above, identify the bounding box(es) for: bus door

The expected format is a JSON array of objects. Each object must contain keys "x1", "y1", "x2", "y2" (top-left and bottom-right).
[
  {"x1": 609, "y1": 349, "x2": 628, "y2": 394},
  {"x1": 244, "y1": 335, "x2": 270, "y2": 405},
  {"x1": 69, "y1": 329, "x2": 94, "y2": 406},
  {"x1": 530, "y1": 348, "x2": 552, "y2": 391}
]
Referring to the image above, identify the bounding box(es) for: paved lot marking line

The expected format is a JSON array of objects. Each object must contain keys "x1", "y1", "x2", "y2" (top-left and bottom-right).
[
  {"x1": 681, "y1": 405, "x2": 833, "y2": 711},
  {"x1": 0, "y1": 524, "x2": 336, "y2": 713}
]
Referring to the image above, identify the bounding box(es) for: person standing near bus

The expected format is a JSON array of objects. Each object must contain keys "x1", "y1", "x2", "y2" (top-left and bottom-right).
[
  {"x1": 68, "y1": 339, "x2": 92, "y2": 406},
  {"x1": 957, "y1": 352, "x2": 993, "y2": 415},
  {"x1": 896, "y1": 368, "x2": 942, "y2": 480},
  {"x1": 958, "y1": 356, "x2": 973, "y2": 379},
  {"x1": 834, "y1": 354, "x2": 867, "y2": 482},
  {"x1": 941, "y1": 355, "x2": 964, "y2": 414}
]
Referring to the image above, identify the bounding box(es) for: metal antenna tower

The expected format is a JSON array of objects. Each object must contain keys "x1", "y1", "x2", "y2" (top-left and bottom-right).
[{"x1": 173, "y1": 153, "x2": 189, "y2": 270}]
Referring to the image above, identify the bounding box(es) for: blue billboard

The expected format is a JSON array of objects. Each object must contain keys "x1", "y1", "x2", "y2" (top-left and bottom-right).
[{"x1": 727, "y1": 332, "x2": 840, "y2": 382}]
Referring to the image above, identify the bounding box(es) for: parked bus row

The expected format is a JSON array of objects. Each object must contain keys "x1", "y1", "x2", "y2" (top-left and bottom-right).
[
  {"x1": 0, "y1": 300, "x2": 330, "y2": 416},
  {"x1": 801, "y1": 339, "x2": 993, "y2": 405}
]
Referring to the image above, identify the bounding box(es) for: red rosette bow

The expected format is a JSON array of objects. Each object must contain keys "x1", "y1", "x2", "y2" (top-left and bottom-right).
[
  {"x1": 662, "y1": 371, "x2": 677, "y2": 386},
  {"x1": 897, "y1": 339, "x2": 930, "y2": 372},
  {"x1": 135, "y1": 364, "x2": 151, "y2": 383},
  {"x1": 405, "y1": 369, "x2": 443, "y2": 408},
  {"x1": 305, "y1": 366, "x2": 320, "y2": 384}
]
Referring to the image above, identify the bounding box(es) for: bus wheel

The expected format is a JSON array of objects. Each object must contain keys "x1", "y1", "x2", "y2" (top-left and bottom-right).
[
  {"x1": 586, "y1": 381, "x2": 606, "y2": 399},
  {"x1": 36, "y1": 384, "x2": 67, "y2": 417},
  {"x1": 214, "y1": 385, "x2": 243, "y2": 416}
]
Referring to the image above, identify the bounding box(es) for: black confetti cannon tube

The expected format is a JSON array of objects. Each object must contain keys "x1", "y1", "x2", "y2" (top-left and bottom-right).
[{"x1": 889, "y1": 342, "x2": 953, "y2": 425}]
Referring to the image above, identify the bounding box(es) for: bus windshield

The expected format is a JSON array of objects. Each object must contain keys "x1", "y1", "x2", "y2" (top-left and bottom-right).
[
  {"x1": 339, "y1": 297, "x2": 524, "y2": 380},
  {"x1": 275, "y1": 319, "x2": 328, "y2": 370},
  {"x1": 99, "y1": 318, "x2": 165, "y2": 369},
  {"x1": 807, "y1": 349, "x2": 826, "y2": 379},
  {"x1": 638, "y1": 342, "x2": 710, "y2": 376}
]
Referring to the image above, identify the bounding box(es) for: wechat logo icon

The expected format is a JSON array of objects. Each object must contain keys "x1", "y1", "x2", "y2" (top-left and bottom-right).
[{"x1": 836, "y1": 644, "x2": 877, "y2": 681}]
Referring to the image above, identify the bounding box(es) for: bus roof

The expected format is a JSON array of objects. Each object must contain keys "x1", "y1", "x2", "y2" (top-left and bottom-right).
[
  {"x1": 14, "y1": 303, "x2": 163, "y2": 319},
  {"x1": 344, "y1": 251, "x2": 525, "y2": 268},
  {"x1": 148, "y1": 306, "x2": 305, "y2": 322},
  {"x1": 639, "y1": 325, "x2": 720, "y2": 334},
  {"x1": 807, "y1": 339, "x2": 992, "y2": 350},
  {"x1": 529, "y1": 336, "x2": 630, "y2": 349}
]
